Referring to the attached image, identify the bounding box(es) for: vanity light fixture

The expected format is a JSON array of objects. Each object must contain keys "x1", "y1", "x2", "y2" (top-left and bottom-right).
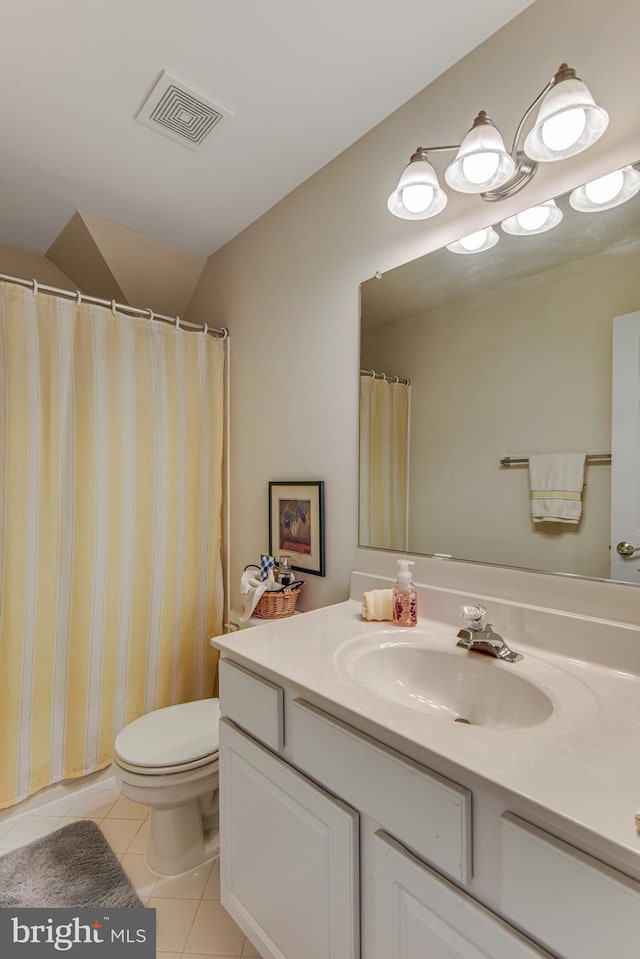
[
  {"x1": 387, "y1": 64, "x2": 608, "y2": 220},
  {"x1": 501, "y1": 198, "x2": 563, "y2": 236},
  {"x1": 569, "y1": 166, "x2": 640, "y2": 213},
  {"x1": 446, "y1": 226, "x2": 499, "y2": 255}
]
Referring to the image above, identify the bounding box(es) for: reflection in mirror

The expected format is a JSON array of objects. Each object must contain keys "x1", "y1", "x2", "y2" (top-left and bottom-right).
[{"x1": 360, "y1": 162, "x2": 640, "y2": 585}]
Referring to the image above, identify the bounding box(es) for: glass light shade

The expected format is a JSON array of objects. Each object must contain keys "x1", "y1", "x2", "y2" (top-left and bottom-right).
[
  {"x1": 445, "y1": 115, "x2": 516, "y2": 194},
  {"x1": 569, "y1": 166, "x2": 640, "y2": 213},
  {"x1": 387, "y1": 153, "x2": 448, "y2": 220},
  {"x1": 585, "y1": 169, "x2": 624, "y2": 204},
  {"x1": 446, "y1": 226, "x2": 499, "y2": 255},
  {"x1": 501, "y1": 199, "x2": 563, "y2": 236},
  {"x1": 524, "y1": 77, "x2": 608, "y2": 162}
]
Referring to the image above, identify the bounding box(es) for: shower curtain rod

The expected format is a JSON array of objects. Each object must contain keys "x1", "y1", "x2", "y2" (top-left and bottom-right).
[
  {"x1": 360, "y1": 368, "x2": 410, "y2": 386},
  {"x1": 0, "y1": 272, "x2": 228, "y2": 339}
]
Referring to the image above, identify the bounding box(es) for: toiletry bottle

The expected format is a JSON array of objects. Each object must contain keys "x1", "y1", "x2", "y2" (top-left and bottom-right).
[
  {"x1": 392, "y1": 560, "x2": 417, "y2": 627},
  {"x1": 277, "y1": 555, "x2": 294, "y2": 587}
]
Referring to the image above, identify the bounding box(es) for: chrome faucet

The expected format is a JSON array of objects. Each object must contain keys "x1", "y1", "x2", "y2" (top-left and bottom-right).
[{"x1": 456, "y1": 604, "x2": 523, "y2": 663}]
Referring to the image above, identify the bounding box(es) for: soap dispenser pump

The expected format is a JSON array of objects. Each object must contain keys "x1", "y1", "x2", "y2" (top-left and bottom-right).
[{"x1": 392, "y1": 560, "x2": 417, "y2": 627}]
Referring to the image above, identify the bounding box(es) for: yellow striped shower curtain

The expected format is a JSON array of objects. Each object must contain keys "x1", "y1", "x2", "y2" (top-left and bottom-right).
[
  {"x1": 359, "y1": 374, "x2": 410, "y2": 551},
  {"x1": 0, "y1": 284, "x2": 225, "y2": 808}
]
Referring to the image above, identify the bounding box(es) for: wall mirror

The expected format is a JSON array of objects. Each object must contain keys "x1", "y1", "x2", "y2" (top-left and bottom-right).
[{"x1": 359, "y1": 162, "x2": 640, "y2": 585}]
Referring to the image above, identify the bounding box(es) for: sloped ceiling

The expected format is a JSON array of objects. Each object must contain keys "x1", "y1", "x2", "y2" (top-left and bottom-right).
[
  {"x1": 46, "y1": 213, "x2": 126, "y2": 302},
  {"x1": 47, "y1": 212, "x2": 206, "y2": 316},
  {"x1": 0, "y1": 0, "x2": 534, "y2": 257},
  {"x1": 76, "y1": 214, "x2": 206, "y2": 318}
]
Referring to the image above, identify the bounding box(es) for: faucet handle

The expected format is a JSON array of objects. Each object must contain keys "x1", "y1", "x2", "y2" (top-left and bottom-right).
[{"x1": 460, "y1": 604, "x2": 488, "y2": 631}]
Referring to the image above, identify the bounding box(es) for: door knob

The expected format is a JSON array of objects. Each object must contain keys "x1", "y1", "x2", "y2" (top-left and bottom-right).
[{"x1": 616, "y1": 541, "x2": 640, "y2": 557}]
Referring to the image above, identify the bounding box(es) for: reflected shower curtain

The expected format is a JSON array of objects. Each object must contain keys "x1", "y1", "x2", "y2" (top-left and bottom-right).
[
  {"x1": 0, "y1": 284, "x2": 225, "y2": 807},
  {"x1": 359, "y1": 374, "x2": 410, "y2": 551}
]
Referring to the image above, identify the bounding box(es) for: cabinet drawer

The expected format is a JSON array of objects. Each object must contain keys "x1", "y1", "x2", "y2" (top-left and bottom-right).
[
  {"x1": 219, "y1": 658, "x2": 284, "y2": 751},
  {"x1": 291, "y1": 698, "x2": 471, "y2": 883},
  {"x1": 372, "y1": 831, "x2": 550, "y2": 958},
  {"x1": 501, "y1": 813, "x2": 640, "y2": 959}
]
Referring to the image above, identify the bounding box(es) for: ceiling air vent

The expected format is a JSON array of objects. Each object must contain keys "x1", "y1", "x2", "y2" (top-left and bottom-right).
[{"x1": 136, "y1": 71, "x2": 229, "y2": 150}]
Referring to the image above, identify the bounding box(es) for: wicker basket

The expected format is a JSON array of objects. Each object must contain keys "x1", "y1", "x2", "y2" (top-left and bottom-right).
[{"x1": 253, "y1": 586, "x2": 301, "y2": 619}]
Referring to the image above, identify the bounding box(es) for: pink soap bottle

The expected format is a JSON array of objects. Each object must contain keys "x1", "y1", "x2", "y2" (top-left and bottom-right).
[{"x1": 392, "y1": 559, "x2": 417, "y2": 627}]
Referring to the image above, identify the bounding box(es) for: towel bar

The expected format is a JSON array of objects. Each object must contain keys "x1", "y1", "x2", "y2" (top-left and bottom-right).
[{"x1": 500, "y1": 452, "x2": 611, "y2": 467}]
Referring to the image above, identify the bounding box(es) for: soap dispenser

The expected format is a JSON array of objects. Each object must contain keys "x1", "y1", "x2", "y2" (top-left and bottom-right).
[{"x1": 392, "y1": 560, "x2": 417, "y2": 627}]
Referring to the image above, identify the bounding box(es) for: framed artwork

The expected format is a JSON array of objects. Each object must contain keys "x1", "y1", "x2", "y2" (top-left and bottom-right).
[{"x1": 269, "y1": 481, "x2": 325, "y2": 576}]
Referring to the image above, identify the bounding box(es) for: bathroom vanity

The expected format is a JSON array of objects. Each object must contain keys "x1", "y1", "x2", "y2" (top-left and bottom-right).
[{"x1": 213, "y1": 571, "x2": 640, "y2": 959}]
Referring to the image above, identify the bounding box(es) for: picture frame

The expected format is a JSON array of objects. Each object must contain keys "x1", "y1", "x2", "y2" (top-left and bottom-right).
[{"x1": 268, "y1": 481, "x2": 325, "y2": 577}]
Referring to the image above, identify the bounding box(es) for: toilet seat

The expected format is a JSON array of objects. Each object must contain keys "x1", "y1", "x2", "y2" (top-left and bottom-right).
[{"x1": 114, "y1": 698, "x2": 220, "y2": 775}]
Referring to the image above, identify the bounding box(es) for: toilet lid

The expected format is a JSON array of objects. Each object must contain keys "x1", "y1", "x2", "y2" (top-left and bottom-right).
[{"x1": 115, "y1": 698, "x2": 220, "y2": 769}]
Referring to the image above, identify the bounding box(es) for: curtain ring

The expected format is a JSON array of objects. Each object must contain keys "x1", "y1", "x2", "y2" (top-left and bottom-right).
[
  {"x1": 31, "y1": 279, "x2": 38, "y2": 297},
  {"x1": 390, "y1": 375, "x2": 399, "y2": 384},
  {"x1": 145, "y1": 309, "x2": 154, "y2": 324},
  {"x1": 175, "y1": 315, "x2": 181, "y2": 331},
  {"x1": 111, "y1": 300, "x2": 117, "y2": 316},
  {"x1": 367, "y1": 369, "x2": 375, "y2": 378},
  {"x1": 76, "y1": 290, "x2": 82, "y2": 306},
  {"x1": 202, "y1": 323, "x2": 208, "y2": 336}
]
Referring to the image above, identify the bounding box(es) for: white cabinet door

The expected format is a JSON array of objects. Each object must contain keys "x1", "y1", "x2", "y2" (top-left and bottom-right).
[
  {"x1": 219, "y1": 718, "x2": 359, "y2": 959},
  {"x1": 372, "y1": 831, "x2": 550, "y2": 959},
  {"x1": 501, "y1": 813, "x2": 640, "y2": 959}
]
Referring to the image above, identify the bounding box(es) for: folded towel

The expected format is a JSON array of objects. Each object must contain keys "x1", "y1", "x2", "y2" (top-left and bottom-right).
[
  {"x1": 529, "y1": 452, "x2": 586, "y2": 524},
  {"x1": 361, "y1": 588, "x2": 394, "y2": 621}
]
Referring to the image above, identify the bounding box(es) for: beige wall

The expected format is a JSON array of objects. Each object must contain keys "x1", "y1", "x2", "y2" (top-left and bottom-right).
[
  {"x1": 47, "y1": 212, "x2": 206, "y2": 317},
  {"x1": 362, "y1": 247, "x2": 640, "y2": 578},
  {"x1": 185, "y1": 0, "x2": 640, "y2": 610},
  {"x1": 0, "y1": 242, "x2": 76, "y2": 289}
]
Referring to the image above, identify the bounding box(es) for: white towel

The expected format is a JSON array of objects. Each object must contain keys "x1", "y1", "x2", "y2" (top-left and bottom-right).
[
  {"x1": 361, "y1": 588, "x2": 394, "y2": 621},
  {"x1": 239, "y1": 569, "x2": 284, "y2": 622},
  {"x1": 528, "y1": 452, "x2": 586, "y2": 524}
]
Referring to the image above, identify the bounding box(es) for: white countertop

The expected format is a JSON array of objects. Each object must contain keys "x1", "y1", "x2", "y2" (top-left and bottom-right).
[{"x1": 213, "y1": 598, "x2": 640, "y2": 871}]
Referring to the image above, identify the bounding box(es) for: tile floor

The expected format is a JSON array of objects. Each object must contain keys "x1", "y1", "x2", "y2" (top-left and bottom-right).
[{"x1": 0, "y1": 775, "x2": 260, "y2": 958}]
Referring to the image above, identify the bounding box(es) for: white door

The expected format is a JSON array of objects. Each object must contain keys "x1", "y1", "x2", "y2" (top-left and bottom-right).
[
  {"x1": 372, "y1": 830, "x2": 551, "y2": 959},
  {"x1": 219, "y1": 718, "x2": 359, "y2": 959},
  {"x1": 611, "y1": 311, "x2": 640, "y2": 582}
]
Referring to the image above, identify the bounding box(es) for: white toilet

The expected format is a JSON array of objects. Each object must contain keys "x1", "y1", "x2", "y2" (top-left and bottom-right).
[{"x1": 113, "y1": 698, "x2": 221, "y2": 876}]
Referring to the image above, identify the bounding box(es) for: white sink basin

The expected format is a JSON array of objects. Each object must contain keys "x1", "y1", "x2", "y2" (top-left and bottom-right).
[{"x1": 338, "y1": 636, "x2": 554, "y2": 728}]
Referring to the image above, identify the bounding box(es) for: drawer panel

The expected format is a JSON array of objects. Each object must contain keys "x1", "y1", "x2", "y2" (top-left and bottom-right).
[
  {"x1": 291, "y1": 698, "x2": 471, "y2": 883},
  {"x1": 501, "y1": 813, "x2": 640, "y2": 959},
  {"x1": 219, "y1": 658, "x2": 284, "y2": 751}
]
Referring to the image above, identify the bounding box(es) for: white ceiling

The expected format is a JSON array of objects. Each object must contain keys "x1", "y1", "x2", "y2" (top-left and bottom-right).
[{"x1": 1, "y1": 0, "x2": 533, "y2": 256}]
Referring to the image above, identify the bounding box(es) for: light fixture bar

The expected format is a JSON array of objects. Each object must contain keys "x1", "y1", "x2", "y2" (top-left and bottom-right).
[
  {"x1": 387, "y1": 63, "x2": 608, "y2": 220},
  {"x1": 410, "y1": 144, "x2": 461, "y2": 154},
  {"x1": 481, "y1": 151, "x2": 538, "y2": 201}
]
